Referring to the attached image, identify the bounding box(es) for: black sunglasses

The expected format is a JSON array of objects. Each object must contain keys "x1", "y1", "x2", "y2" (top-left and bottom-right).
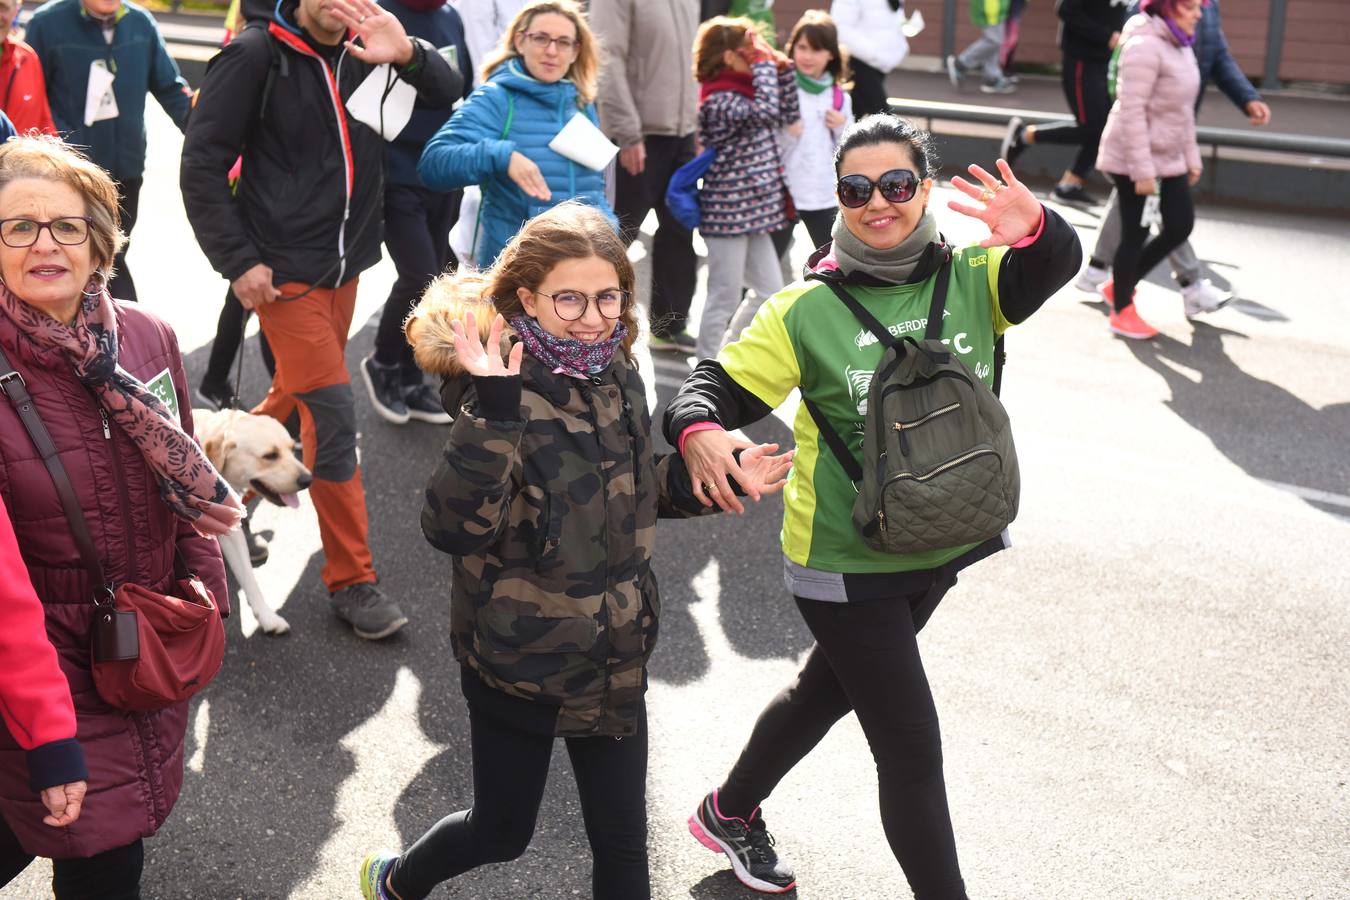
[{"x1": 837, "y1": 169, "x2": 921, "y2": 208}]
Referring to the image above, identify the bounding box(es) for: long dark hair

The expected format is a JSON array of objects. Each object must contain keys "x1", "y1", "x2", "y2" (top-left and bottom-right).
[
  {"x1": 786, "y1": 10, "x2": 852, "y2": 88},
  {"x1": 833, "y1": 114, "x2": 940, "y2": 179}
]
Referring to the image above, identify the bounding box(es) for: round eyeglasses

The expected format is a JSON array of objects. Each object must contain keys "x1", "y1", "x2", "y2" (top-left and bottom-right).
[
  {"x1": 536, "y1": 289, "x2": 631, "y2": 321},
  {"x1": 0, "y1": 216, "x2": 93, "y2": 248},
  {"x1": 836, "y1": 169, "x2": 921, "y2": 209}
]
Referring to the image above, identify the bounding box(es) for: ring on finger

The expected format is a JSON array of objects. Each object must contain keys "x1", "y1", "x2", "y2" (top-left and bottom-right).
[{"x1": 704, "y1": 482, "x2": 719, "y2": 494}]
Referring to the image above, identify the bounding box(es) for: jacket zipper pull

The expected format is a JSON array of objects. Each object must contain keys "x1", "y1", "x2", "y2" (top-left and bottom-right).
[{"x1": 100, "y1": 409, "x2": 111, "y2": 440}]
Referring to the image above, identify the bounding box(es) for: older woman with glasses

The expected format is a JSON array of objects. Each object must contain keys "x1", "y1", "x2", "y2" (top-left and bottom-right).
[
  {"x1": 0, "y1": 135, "x2": 235, "y2": 899},
  {"x1": 664, "y1": 114, "x2": 1081, "y2": 897},
  {"x1": 417, "y1": 0, "x2": 616, "y2": 269}
]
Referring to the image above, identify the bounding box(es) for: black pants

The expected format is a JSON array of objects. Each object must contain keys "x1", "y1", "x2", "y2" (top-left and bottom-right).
[
  {"x1": 391, "y1": 699, "x2": 650, "y2": 900},
  {"x1": 0, "y1": 823, "x2": 143, "y2": 899},
  {"x1": 1026, "y1": 53, "x2": 1110, "y2": 178},
  {"x1": 615, "y1": 133, "x2": 698, "y2": 338},
  {"x1": 1109, "y1": 173, "x2": 1194, "y2": 311},
  {"x1": 203, "y1": 288, "x2": 276, "y2": 390},
  {"x1": 798, "y1": 207, "x2": 836, "y2": 253},
  {"x1": 376, "y1": 184, "x2": 459, "y2": 381},
  {"x1": 717, "y1": 580, "x2": 967, "y2": 900},
  {"x1": 850, "y1": 59, "x2": 891, "y2": 118},
  {"x1": 108, "y1": 177, "x2": 142, "y2": 302}
]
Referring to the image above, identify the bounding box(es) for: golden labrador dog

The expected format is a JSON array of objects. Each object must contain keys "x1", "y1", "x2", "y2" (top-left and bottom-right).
[{"x1": 195, "y1": 409, "x2": 312, "y2": 634}]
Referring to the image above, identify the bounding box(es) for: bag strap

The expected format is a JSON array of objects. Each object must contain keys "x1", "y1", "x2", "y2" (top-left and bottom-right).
[
  {"x1": 803, "y1": 395, "x2": 863, "y2": 485},
  {"x1": 821, "y1": 280, "x2": 895, "y2": 348},
  {"x1": 923, "y1": 258, "x2": 952, "y2": 340},
  {"x1": 0, "y1": 344, "x2": 112, "y2": 603},
  {"x1": 471, "y1": 90, "x2": 516, "y2": 257}
]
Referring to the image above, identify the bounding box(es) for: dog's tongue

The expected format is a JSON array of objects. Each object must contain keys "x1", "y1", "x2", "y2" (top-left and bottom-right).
[{"x1": 280, "y1": 492, "x2": 301, "y2": 509}]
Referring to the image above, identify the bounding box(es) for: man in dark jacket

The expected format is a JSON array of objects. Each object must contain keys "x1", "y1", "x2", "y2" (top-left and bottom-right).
[
  {"x1": 180, "y1": 0, "x2": 462, "y2": 639},
  {"x1": 1078, "y1": 0, "x2": 1271, "y2": 313},
  {"x1": 24, "y1": 0, "x2": 194, "y2": 302},
  {"x1": 360, "y1": 0, "x2": 472, "y2": 426}
]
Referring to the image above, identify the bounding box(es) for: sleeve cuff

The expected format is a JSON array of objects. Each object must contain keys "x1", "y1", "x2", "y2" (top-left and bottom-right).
[
  {"x1": 1008, "y1": 205, "x2": 1046, "y2": 249},
  {"x1": 27, "y1": 739, "x2": 88, "y2": 793},
  {"x1": 678, "y1": 421, "x2": 725, "y2": 456},
  {"x1": 472, "y1": 374, "x2": 522, "y2": 422}
]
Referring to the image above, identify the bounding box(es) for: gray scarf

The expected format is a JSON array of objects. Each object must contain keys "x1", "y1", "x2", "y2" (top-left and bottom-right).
[{"x1": 830, "y1": 209, "x2": 940, "y2": 285}]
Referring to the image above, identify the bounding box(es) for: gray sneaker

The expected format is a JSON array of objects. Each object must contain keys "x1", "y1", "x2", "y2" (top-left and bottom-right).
[{"x1": 330, "y1": 582, "x2": 408, "y2": 640}]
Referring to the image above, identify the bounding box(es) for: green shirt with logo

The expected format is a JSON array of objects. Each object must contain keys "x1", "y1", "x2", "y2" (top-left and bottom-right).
[{"x1": 718, "y1": 244, "x2": 1014, "y2": 573}]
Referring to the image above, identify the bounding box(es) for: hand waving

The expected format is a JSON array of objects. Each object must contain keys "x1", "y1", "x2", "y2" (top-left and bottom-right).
[
  {"x1": 451, "y1": 311, "x2": 524, "y2": 378},
  {"x1": 947, "y1": 159, "x2": 1043, "y2": 248},
  {"x1": 330, "y1": 0, "x2": 415, "y2": 66}
]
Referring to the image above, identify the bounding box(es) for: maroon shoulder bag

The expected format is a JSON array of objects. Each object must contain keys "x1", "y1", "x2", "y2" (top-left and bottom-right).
[{"x1": 0, "y1": 345, "x2": 225, "y2": 711}]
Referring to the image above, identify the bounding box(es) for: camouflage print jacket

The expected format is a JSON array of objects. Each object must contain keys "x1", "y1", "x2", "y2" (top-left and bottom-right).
[{"x1": 413, "y1": 307, "x2": 709, "y2": 737}]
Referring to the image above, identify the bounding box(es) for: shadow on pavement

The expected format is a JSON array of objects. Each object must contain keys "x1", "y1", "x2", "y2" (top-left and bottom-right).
[{"x1": 1124, "y1": 321, "x2": 1349, "y2": 517}]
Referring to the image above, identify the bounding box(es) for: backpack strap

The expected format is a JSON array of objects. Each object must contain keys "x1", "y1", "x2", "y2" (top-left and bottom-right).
[
  {"x1": 821, "y1": 280, "x2": 895, "y2": 348},
  {"x1": 832, "y1": 84, "x2": 844, "y2": 111},
  {"x1": 923, "y1": 257, "x2": 952, "y2": 340},
  {"x1": 803, "y1": 395, "x2": 864, "y2": 485},
  {"x1": 470, "y1": 90, "x2": 515, "y2": 259}
]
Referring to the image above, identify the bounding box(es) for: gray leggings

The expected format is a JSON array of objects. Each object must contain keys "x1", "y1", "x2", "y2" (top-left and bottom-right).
[
  {"x1": 1091, "y1": 186, "x2": 1204, "y2": 285},
  {"x1": 698, "y1": 232, "x2": 785, "y2": 360}
]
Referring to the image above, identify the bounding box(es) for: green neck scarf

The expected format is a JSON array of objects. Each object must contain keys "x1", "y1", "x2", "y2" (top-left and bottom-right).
[{"x1": 795, "y1": 70, "x2": 833, "y2": 95}]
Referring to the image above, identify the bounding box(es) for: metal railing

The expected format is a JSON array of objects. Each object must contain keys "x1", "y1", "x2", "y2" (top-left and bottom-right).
[{"x1": 886, "y1": 98, "x2": 1350, "y2": 160}]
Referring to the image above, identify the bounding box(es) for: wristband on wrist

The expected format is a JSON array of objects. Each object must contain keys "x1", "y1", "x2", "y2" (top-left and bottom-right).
[{"x1": 400, "y1": 38, "x2": 424, "y2": 75}]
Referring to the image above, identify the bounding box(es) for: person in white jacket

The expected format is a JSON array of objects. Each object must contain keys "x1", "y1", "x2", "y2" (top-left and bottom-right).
[
  {"x1": 455, "y1": 0, "x2": 525, "y2": 86},
  {"x1": 831, "y1": 0, "x2": 909, "y2": 117},
  {"x1": 780, "y1": 10, "x2": 855, "y2": 252}
]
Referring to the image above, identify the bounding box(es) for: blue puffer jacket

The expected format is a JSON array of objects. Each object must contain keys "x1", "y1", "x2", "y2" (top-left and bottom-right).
[
  {"x1": 23, "y1": 0, "x2": 191, "y2": 181},
  {"x1": 418, "y1": 58, "x2": 616, "y2": 266}
]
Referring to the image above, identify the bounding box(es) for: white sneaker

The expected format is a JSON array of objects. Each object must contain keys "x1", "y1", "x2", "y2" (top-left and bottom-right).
[
  {"x1": 1074, "y1": 264, "x2": 1109, "y2": 294},
  {"x1": 1181, "y1": 278, "x2": 1232, "y2": 317}
]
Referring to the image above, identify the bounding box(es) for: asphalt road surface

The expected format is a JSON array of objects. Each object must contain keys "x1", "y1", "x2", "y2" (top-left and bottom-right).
[{"x1": 5, "y1": 106, "x2": 1348, "y2": 900}]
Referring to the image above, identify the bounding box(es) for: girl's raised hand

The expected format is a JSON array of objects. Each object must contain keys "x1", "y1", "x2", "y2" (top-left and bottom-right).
[
  {"x1": 947, "y1": 159, "x2": 1043, "y2": 249},
  {"x1": 737, "y1": 442, "x2": 795, "y2": 498},
  {"x1": 452, "y1": 312, "x2": 523, "y2": 378}
]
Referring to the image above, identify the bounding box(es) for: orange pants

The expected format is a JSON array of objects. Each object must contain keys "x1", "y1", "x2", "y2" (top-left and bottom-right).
[{"x1": 253, "y1": 279, "x2": 375, "y2": 591}]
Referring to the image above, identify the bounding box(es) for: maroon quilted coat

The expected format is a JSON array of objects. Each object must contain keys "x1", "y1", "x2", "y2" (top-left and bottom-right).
[{"x1": 0, "y1": 301, "x2": 227, "y2": 860}]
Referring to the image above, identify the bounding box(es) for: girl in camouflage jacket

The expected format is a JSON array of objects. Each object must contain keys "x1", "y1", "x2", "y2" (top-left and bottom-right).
[{"x1": 357, "y1": 203, "x2": 792, "y2": 900}]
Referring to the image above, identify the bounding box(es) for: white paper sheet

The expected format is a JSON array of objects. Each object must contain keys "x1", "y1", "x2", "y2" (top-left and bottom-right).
[
  {"x1": 346, "y1": 64, "x2": 417, "y2": 141},
  {"x1": 548, "y1": 112, "x2": 619, "y2": 172},
  {"x1": 84, "y1": 60, "x2": 119, "y2": 127}
]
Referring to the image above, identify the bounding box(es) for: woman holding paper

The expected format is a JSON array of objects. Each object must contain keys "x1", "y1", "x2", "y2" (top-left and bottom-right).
[{"x1": 417, "y1": 0, "x2": 617, "y2": 269}]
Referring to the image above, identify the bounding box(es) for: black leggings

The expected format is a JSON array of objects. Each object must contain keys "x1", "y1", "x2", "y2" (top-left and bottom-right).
[
  {"x1": 1027, "y1": 53, "x2": 1111, "y2": 178},
  {"x1": 717, "y1": 578, "x2": 967, "y2": 900},
  {"x1": 375, "y1": 184, "x2": 458, "y2": 380},
  {"x1": 849, "y1": 59, "x2": 892, "y2": 118},
  {"x1": 1109, "y1": 173, "x2": 1195, "y2": 311},
  {"x1": 798, "y1": 207, "x2": 836, "y2": 253},
  {"x1": 0, "y1": 824, "x2": 143, "y2": 899},
  {"x1": 390, "y1": 699, "x2": 650, "y2": 900}
]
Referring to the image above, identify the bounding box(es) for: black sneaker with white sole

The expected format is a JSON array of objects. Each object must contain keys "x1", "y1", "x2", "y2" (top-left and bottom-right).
[
  {"x1": 1000, "y1": 116, "x2": 1026, "y2": 169},
  {"x1": 689, "y1": 791, "x2": 796, "y2": 894},
  {"x1": 403, "y1": 383, "x2": 452, "y2": 424},
  {"x1": 196, "y1": 379, "x2": 237, "y2": 412},
  {"x1": 360, "y1": 355, "x2": 410, "y2": 424},
  {"x1": 1052, "y1": 182, "x2": 1096, "y2": 205}
]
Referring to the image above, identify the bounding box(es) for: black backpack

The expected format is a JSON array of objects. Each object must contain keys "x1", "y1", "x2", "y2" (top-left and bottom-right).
[{"x1": 803, "y1": 262, "x2": 1020, "y2": 554}]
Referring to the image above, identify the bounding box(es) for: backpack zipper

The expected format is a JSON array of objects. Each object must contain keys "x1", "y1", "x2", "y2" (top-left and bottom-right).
[
  {"x1": 892, "y1": 401, "x2": 960, "y2": 455},
  {"x1": 883, "y1": 447, "x2": 997, "y2": 487}
]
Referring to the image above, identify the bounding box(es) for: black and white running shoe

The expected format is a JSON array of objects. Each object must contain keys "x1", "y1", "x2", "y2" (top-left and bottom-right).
[{"x1": 689, "y1": 790, "x2": 796, "y2": 894}]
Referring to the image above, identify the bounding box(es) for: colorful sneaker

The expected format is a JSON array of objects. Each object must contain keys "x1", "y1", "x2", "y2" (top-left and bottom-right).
[
  {"x1": 361, "y1": 355, "x2": 410, "y2": 425},
  {"x1": 1000, "y1": 116, "x2": 1026, "y2": 169},
  {"x1": 360, "y1": 852, "x2": 398, "y2": 900},
  {"x1": 403, "y1": 383, "x2": 452, "y2": 425},
  {"x1": 1181, "y1": 278, "x2": 1232, "y2": 318},
  {"x1": 1103, "y1": 284, "x2": 1158, "y2": 340},
  {"x1": 689, "y1": 790, "x2": 796, "y2": 894},
  {"x1": 1074, "y1": 263, "x2": 1110, "y2": 294}
]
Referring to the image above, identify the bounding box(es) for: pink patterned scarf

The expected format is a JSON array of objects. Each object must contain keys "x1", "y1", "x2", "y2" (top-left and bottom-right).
[{"x1": 0, "y1": 283, "x2": 242, "y2": 537}]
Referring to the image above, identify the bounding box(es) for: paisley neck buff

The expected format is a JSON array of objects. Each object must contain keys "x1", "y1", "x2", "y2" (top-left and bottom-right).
[
  {"x1": 0, "y1": 284, "x2": 243, "y2": 537},
  {"x1": 510, "y1": 314, "x2": 628, "y2": 380}
]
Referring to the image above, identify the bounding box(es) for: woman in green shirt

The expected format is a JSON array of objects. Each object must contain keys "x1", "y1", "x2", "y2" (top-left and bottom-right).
[{"x1": 665, "y1": 115, "x2": 1081, "y2": 896}]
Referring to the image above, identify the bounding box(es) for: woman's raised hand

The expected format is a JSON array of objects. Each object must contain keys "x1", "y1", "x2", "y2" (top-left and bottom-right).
[
  {"x1": 737, "y1": 442, "x2": 795, "y2": 498},
  {"x1": 452, "y1": 312, "x2": 523, "y2": 378},
  {"x1": 683, "y1": 428, "x2": 758, "y2": 514},
  {"x1": 947, "y1": 159, "x2": 1043, "y2": 249}
]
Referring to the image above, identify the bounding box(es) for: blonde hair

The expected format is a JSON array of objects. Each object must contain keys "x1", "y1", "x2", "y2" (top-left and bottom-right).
[
  {"x1": 480, "y1": 0, "x2": 600, "y2": 106},
  {"x1": 693, "y1": 16, "x2": 753, "y2": 83},
  {"x1": 407, "y1": 202, "x2": 638, "y2": 373},
  {"x1": 0, "y1": 135, "x2": 124, "y2": 282}
]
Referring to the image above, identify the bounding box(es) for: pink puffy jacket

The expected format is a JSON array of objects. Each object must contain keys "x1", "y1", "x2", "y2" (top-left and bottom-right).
[{"x1": 1096, "y1": 13, "x2": 1202, "y2": 182}]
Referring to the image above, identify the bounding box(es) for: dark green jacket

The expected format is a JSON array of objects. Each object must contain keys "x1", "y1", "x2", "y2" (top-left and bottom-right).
[{"x1": 418, "y1": 317, "x2": 708, "y2": 737}]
